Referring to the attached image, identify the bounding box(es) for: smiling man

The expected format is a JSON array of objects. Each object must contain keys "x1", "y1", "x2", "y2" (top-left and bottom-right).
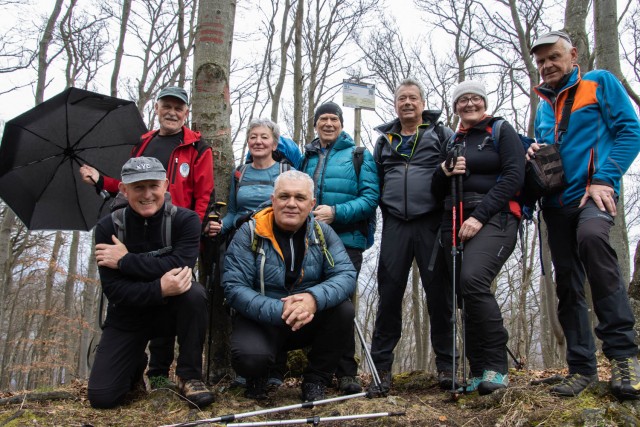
[
  {"x1": 223, "y1": 170, "x2": 357, "y2": 402},
  {"x1": 368, "y1": 78, "x2": 456, "y2": 396},
  {"x1": 80, "y1": 86, "x2": 215, "y2": 391},
  {"x1": 87, "y1": 157, "x2": 214, "y2": 409},
  {"x1": 528, "y1": 30, "x2": 640, "y2": 400},
  {"x1": 299, "y1": 101, "x2": 379, "y2": 395}
]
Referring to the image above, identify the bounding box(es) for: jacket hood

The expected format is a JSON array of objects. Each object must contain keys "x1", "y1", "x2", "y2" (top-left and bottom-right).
[{"x1": 374, "y1": 110, "x2": 443, "y2": 135}]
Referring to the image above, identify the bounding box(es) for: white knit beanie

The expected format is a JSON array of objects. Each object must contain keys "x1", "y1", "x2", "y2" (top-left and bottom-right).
[{"x1": 452, "y1": 80, "x2": 488, "y2": 111}]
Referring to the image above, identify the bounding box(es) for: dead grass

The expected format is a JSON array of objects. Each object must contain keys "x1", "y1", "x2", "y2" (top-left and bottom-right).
[{"x1": 1, "y1": 366, "x2": 639, "y2": 426}]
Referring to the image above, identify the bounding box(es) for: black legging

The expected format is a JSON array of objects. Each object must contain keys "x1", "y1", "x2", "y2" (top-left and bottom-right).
[{"x1": 441, "y1": 211, "x2": 517, "y2": 377}]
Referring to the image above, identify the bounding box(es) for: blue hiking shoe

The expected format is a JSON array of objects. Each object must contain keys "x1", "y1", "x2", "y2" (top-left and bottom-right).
[
  {"x1": 456, "y1": 376, "x2": 482, "y2": 393},
  {"x1": 478, "y1": 370, "x2": 508, "y2": 395}
]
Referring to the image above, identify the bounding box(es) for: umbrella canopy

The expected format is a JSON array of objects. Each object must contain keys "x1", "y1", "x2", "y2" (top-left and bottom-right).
[{"x1": 0, "y1": 87, "x2": 147, "y2": 231}]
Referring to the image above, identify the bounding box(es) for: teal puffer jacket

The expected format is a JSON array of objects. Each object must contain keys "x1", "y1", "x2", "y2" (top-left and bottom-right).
[{"x1": 301, "y1": 131, "x2": 379, "y2": 250}]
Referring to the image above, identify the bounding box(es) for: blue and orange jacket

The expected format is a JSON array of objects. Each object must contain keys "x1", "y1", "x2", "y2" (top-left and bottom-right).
[
  {"x1": 533, "y1": 66, "x2": 640, "y2": 208},
  {"x1": 103, "y1": 126, "x2": 214, "y2": 221},
  {"x1": 222, "y1": 207, "x2": 356, "y2": 326}
]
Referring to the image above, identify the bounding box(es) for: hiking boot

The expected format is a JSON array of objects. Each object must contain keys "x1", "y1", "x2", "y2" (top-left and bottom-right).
[
  {"x1": 338, "y1": 376, "x2": 362, "y2": 394},
  {"x1": 148, "y1": 375, "x2": 177, "y2": 391},
  {"x1": 366, "y1": 370, "x2": 391, "y2": 398},
  {"x1": 437, "y1": 370, "x2": 460, "y2": 390},
  {"x1": 456, "y1": 376, "x2": 482, "y2": 394},
  {"x1": 610, "y1": 357, "x2": 640, "y2": 400},
  {"x1": 550, "y1": 373, "x2": 597, "y2": 397},
  {"x1": 245, "y1": 377, "x2": 268, "y2": 400},
  {"x1": 267, "y1": 377, "x2": 284, "y2": 388},
  {"x1": 177, "y1": 378, "x2": 215, "y2": 408},
  {"x1": 301, "y1": 381, "x2": 326, "y2": 402},
  {"x1": 478, "y1": 370, "x2": 508, "y2": 395},
  {"x1": 231, "y1": 375, "x2": 247, "y2": 388}
]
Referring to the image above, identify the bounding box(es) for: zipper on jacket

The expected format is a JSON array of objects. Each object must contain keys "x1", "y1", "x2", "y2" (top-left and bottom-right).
[
  {"x1": 403, "y1": 162, "x2": 409, "y2": 220},
  {"x1": 289, "y1": 236, "x2": 295, "y2": 272},
  {"x1": 171, "y1": 157, "x2": 179, "y2": 184},
  {"x1": 143, "y1": 219, "x2": 148, "y2": 241}
]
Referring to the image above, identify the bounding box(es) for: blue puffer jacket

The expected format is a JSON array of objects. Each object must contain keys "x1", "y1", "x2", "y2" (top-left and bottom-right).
[
  {"x1": 301, "y1": 131, "x2": 379, "y2": 250},
  {"x1": 222, "y1": 207, "x2": 356, "y2": 326},
  {"x1": 534, "y1": 66, "x2": 640, "y2": 208}
]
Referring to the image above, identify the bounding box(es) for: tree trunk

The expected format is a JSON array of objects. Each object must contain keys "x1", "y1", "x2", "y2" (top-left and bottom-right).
[
  {"x1": 79, "y1": 240, "x2": 99, "y2": 380},
  {"x1": 539, "y1": 219, "x2": 565, "y2": 368},
  {"x1": 292, "y1": 0, "x2": 304, "y2": 144},
  {"x1": 410, "y1": 261, "x2": 424, "y2": 370},
  {"x1": 0, "y1": 209, "x2": 16, "y2": 332},
  {"x1": 32, "y1": 232, "x2": 63, "y2": 388},
  {"x1": 594, "y1": 0, "x2": 630, "y2": 287},
  {"x1": 564, "y1": 0, "x2": 591, "y2": 72},
  {"x1": 63, "y1": 231, "x2": 79, "y2": 384},
  {"x1": 191, "y1": 0, "x2": 236, "y2": 382},
  {"x1": 35, "y1": 0, "x2": 64, "y2": 104},
  {"x1": 110, "y1": 0, "x2": 132, "y2": 97}
]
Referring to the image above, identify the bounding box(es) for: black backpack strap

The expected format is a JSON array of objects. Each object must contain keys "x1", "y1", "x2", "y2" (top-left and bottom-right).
[
  {"x1": 556, "y1": 83, "x2": 579, "y2": 143},
  {"x1": 192, "y1": 138, "x2": 212, "y2": 161},
  {"x1": 352, "y1": 146, "x2": 365, "y2": 179}
]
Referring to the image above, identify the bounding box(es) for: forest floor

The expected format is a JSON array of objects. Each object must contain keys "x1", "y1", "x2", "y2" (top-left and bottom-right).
[{"x1": 1, "y1": 361, "x2": 640, "y2": 426}]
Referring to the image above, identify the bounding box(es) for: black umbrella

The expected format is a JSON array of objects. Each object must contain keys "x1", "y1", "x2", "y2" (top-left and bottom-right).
[{"x1": 0, "y1": 87, "x2": 147, "y2": 231}]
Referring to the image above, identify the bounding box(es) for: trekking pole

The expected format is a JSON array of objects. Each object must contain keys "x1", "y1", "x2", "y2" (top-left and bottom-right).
[
  {"x1": 456, "y1": 152, "x2": 467, "y2": 390},
  {"x1": 226, "y1": 411, "x2": 406, "y2": 426},
  {"x1": 353, "y1": 319, "x2": 383, "y2": 395},
  {"x1": 204, "y1": 201, "x2": 227, "y2": 383},
  {"x1": 506, "y1": 345, "x2": 525, "y2": 370},
  {"x1": 448, "y1": 147, "x2": 459, "y2": 395},
  {"x1": 158, "y1": 392, "x2": 367, "y2": 427}
]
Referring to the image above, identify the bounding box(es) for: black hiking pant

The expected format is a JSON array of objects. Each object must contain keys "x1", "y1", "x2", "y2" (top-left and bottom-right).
[
  {"x1": 370, "y1": 211, "x2": 456, "y2": 373},
  {"x1": 543, "y1": 200, "x2": 638, "y2": 375},
  {"x1": 231, "y1": 300, "x2": 355, "y2": 386},
  {"x1": 88, "y1": 282, "x2": 207, "y2": 409},
  {"x1": 442, "y1": 211, "x2": 516, "y2": 377}
]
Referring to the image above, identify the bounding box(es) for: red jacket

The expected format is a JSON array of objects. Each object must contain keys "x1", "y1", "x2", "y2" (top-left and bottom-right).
[{"x1": 103, "y1": 126, "x2": 214, "y2": 221}]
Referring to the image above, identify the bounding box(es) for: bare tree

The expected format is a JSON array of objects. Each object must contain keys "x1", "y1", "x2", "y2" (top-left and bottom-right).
[{"x1": 191, "y1": 0, "x2": 237, "y2": 381}]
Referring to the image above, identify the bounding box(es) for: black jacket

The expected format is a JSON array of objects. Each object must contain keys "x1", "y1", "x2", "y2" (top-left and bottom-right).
[
  {"x1": 431, "y1": 116, "x2": 525, "y2": 224},
  {"x1": 373, "y1": 110, "x2": 453, "y2": 221},
  {"x1": 95, "y1": 201, "x2": 200, "y2": 330}
]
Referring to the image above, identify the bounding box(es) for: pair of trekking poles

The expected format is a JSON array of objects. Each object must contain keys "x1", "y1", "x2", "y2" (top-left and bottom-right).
[{"x1": 161, "y1": 319, "x2": 392, "y2": 427}]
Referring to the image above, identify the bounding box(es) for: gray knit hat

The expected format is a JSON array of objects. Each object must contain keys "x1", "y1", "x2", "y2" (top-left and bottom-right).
[{"x1": 451, "y1": 80, "x2": 488, "y2": 111}]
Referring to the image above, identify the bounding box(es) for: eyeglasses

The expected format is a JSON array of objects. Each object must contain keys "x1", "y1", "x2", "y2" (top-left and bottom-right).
[{"x1": 457, "y1": 95, "x2": 483, "y2": 106}]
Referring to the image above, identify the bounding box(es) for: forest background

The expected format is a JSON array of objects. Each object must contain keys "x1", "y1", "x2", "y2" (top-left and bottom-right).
[{"x1": 0, "y1": 0, "x2": 639, "y2": 393}]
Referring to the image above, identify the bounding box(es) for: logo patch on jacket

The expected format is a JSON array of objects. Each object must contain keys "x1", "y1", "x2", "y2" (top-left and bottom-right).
[{"x1": 179, "y1": 163, "x2": 190, "y2": 178}]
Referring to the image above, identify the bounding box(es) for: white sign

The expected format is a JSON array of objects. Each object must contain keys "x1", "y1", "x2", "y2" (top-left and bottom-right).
[{"x1": 342, "y1": 81, "x2": 375, "y2": 110}]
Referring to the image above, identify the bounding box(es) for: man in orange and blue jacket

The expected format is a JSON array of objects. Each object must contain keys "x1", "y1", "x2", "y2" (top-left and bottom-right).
[{"x1": 528, "y1": 30, "x2": 640, "y2": 400}]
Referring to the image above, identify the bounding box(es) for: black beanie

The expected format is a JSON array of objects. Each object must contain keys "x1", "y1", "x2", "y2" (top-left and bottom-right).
[{"x1": 314, "y1": 101, "x2": 343, "y2": 126}]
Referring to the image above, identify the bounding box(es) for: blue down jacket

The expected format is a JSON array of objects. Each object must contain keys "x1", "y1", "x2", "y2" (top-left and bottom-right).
[
  {"x1": 222, "y1": 207, "x2": 356, "y2": 326},
  {"x1": 301, "y1": 131, "x2": 379, "y2": 250}
]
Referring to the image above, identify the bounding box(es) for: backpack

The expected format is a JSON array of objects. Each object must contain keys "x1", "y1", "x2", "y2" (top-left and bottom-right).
[
  {"x1": 233, "y1": 161, "x2": 293, "y2": 198},
  {"x1": 447, "y1": 120, "x2": 536, "y2": 221},
  {"x1": 489, "y1": 120, "x2": 537, "y2": 221},
  {"x1": 247, "y1": 217, "x2": 333, "y2": 295},
  {"x1": 301, "y1": 145, "x2": 377, "y2": 249}
]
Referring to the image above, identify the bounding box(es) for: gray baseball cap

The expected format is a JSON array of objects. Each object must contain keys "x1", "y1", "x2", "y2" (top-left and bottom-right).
[
  {"x1": 530, "y1": 30, "x2": 572, "y2": 54},
  {"x1": 121, "y1": 157, "x2": 167, "y2": 184},
  {"x1": 157, "y1": 86, "x2": 189, "y2": 104}
]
